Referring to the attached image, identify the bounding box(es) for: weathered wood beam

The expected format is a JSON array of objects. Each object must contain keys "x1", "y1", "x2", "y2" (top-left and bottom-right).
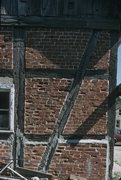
[
  {"x1": 16, "y1": 167, "x2": 52, "y2": 179},
  {"x1": 0, "y1": 162, "x2": 52, "y2": 179},
  {"x1": 0, "y1": 68, "x2": 109, "y2": 80},
  {"x1": 0, "y1": 69, "x2": 13, "y2": 77},
  {"x1": 25, "y1": 69, "x2": 76, "y2": 79},
  {"x1": 1, "y1": 0, "x2": 121, "y2": 18},
  {"x1": 107, "y1": 32, "x2": 120, "y2": 179},
  {"x1": 25, "y1": 134, "x2": 50, "y2": 142},
  {"x1": 1, "y1": 16, "x2": 120, "y2": 30},
  {"x1": 13, "y1": 27, "x2": 25, "y2": 168},
  {"x1": 25, "y1": 68, "x2": 108, "y2": 79},
  {"x1": 24, "y1": 134, "x2": 105, "y2": 142}
]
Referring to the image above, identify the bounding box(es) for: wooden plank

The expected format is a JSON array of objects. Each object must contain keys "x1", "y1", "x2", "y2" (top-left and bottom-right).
[
  {"x1": 1, "y1": 16, "x2": 120, "y2": 30},
  {"x1": 0, "y1": 0, "x2": 18, "y2": 15},
  {"x1": 25, "y1": 0, "x2": 59, "y2": 16},
  {"x1": 0, "y1": 177, "x2": 21, "y2": 180},
  {"x1": 0, "y1": 16, "x2": 18, "y2": 23},
  {"x1": 0, "y1": 0, "x2": 11, "y2": 15},
  {"x1": 0, "y1": 69, "x2": 13, "y2": 77},
  {"x1": 63, "y1": 0, "x2": 78, "y2": 16},
  {"x1": 0, "y1": 0, "x2": 7, "y2": 15},
  {"x1": 13, "y1": 27, "x2": 25, "y2": 132},
  {"x1": 16, "y1": 167, "x2": 52, "y2": 179},
  {"x1": 25, "y1": 69, "x2": 76, "y2": 79},
  {"x1": 41, "y1": 0, "x2": 59, "y2": 16},
  {"x1": 25, "y1": 134, "x2": 50, "y2": 142},
  {"x1": 107, "y1": 31, "x2": 120, "y2": 177},
  {"x1": 26, "y1": 0, "x2": 42, "y2": 16},
  {"x1": 17, "y1": 0, "x2": 26, "y2": 16},
  {"x1": 13, "y1": 28, "x2": 25, "y2": 168},
  {"x1": 25, "y1": 68, "x2": 108, "y2": 79},
  {"x1": 85, "y1": 69, "x2": 108, "y2": 79},
  {"x1": 0, "y1": 0, "x2": 121, "y2": 17},
  {"x1": 63, "y1": 134, "x2": 106, "y2": 141},
  {"x1": 38, "y1": 30, "x2": 100, "y2": 172},
  {"x1": 0, "y1": 163, "x2": 52, "y2": 179},
  {"x1": 11, "y1": 0, "x2": 18, "y2": 15},
  {"x1": 78, "y1": 0, "x2": 93, "y2": 15},
  {"x1": 25, "y1": 134, "x2": 105, "y2": 142}
]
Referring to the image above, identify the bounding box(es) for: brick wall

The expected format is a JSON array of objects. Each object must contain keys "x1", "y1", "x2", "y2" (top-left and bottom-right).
[
  {"x1": 89, "y1": 32, "x2": 110, "y2": 70},
  {"x1": 64, "y1": 79, "x2": 108, "y2": 135},
  {"x1": 0, "y1": 27, "x2": 13, "y2": 69},
  {"x1": 24, "y1": 144, "x2": 46, "y2": 171},
  {"x1": 0, "y1": 142, "x2": 12, "y2": 164},
  {"x1": 23, "y1": 28, "x2": 110, "y2": 179},
  {"x1": 25, "y1": 28, "x2": 91, "y2": 69},
  {"x1": 0, "y1": 26, "x2": 113, "y2": 179},
  {"x1": 49, "y1": 143, "x2": 107, "y2": 180},
  {"x1": 24, "y1": 78, "x2": 72, "y2": 134}
]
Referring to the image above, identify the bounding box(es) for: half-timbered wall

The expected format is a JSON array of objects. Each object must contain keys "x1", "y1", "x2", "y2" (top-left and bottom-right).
[
  {"x1": 0, "y1": 1, "x2": 120, "y2": 179},
  {"x1": 0, "y1": 26, "x2": 116, "y2": 180}
]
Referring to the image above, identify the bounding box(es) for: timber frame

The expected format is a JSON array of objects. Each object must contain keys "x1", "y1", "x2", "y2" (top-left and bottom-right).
[{"x1": 0, "y1": 0, "x2": 121, "y2": 179}]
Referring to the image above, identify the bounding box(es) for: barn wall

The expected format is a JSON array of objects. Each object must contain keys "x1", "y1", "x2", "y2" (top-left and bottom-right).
[
  {"x1": 23, "y1": 28, "x2": 110, "y2": 179},
  {"x1": 0, "y1": 25, "x2": 117, "y2": 180}
]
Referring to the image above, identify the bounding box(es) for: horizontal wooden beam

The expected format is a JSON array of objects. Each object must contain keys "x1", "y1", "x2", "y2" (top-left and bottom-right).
[
  {"x1": 25, "y1": 68, "x2": 108, "y2": 79},
  {"x1": 0, "y1": 162, "x2": 52, "y2": 179},
  {"x1": 0, "y1": 69, "x2": 13, "y2": 77},
  {"x1": 25, "y1": 68, "x2": 76, "y2": 79},
  {"x1": 0, "y1": 68, "x2": 108, "y2": 79},
  {"x1": 1, "y1": 16, "x2": 120, "y2": 30},
  {"x1": 25, "y1": 134, "x2": 50, "y2": 142},
  {"x1": 24, "y1": 134, "x2": 105, "y2": 142},
  {"x1": 16, "y1": 167, "x2": 52, "y2": 179}
]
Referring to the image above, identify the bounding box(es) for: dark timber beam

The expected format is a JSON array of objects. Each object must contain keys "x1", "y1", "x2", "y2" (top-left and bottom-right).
[
  {"x1": 25, "y1": 69, "x2": 76, "y2": 79},
  {"x1": 1, "y1": 16, "x2": 120, "y2": 30},
  {"x1": 38, "y1": 30, "x2": 100, "y2": 172},
  {"x1": 107, "y1": 31, "x2": 121, "y2": 179},
  {"x1": 16, "y1": 167, "x2": 52, "y2": 179},
  {"x1": 0, "y1": 162, "x2": 52, "y2": 180},
  {"x1": 25, "y1": 68, "x2": 108, "y2": 79},
  {"x1": 0, "y1": 69, "x2": 13, "y2": 77},
  {"x1": 13, "y1": 27, "x2": 25, "y2": 168},
  {"x1": 24, "y1": 134, "x2": 105, "y2": 142}
]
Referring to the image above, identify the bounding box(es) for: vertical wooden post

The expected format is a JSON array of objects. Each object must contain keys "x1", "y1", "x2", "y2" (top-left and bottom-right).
[
  {"x1": 13, "y1": 27, "x2": 25, "y2": 167},
  {"x1": 108, "y1": 31, "x2": 120, "y2": 179}
]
